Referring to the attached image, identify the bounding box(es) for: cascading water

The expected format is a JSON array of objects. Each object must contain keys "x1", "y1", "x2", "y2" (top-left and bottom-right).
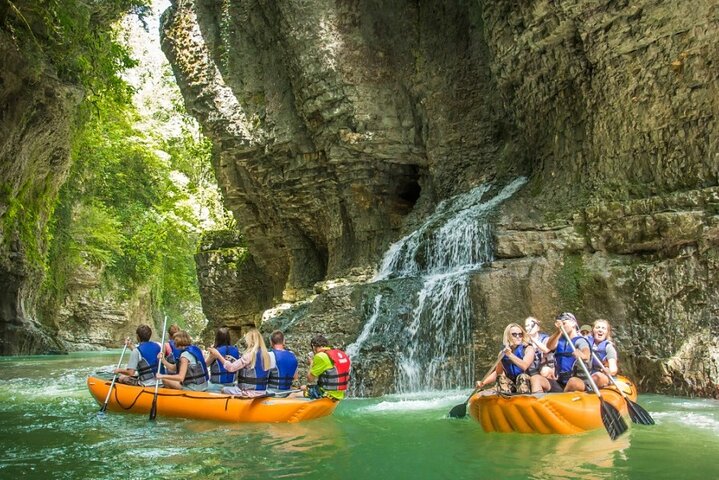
[{"x1": 347, "y1": 177, "x2": 527, "y2": 394}]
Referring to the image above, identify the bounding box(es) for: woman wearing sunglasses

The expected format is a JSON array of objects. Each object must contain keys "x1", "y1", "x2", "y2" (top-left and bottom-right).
[{"x1": 475, "y1": 323, "x2": 534, "y2": 395}]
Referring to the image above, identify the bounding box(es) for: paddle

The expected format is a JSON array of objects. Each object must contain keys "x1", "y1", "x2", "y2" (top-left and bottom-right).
[
  {"x1": 559, "y1": 325, "x2": 628, "y2": 440},
  {"x1": 149, "y1": 315, "x2": 168, "y2": 421},
  {"x1": 99, "y1": 339, "x2": 129, "y2": 414},
  {"x1": 448, "y1": 349, "x2": 505, "y2": 419},
  {"x1": 590, "y1": 350, "x2": 655, "y2": 425}
]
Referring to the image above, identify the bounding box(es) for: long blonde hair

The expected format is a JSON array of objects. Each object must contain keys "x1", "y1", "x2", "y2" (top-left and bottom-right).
[
  {"x1": 244, "y1": 329, "x2": 271, "y2": 370},
  {"x1": 502, "y1": 323, "x2": 529, "y2": 347}
]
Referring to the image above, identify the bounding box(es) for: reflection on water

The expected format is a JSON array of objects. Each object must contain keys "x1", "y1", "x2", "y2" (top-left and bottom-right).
[{"x1": 0, "y1": 353, "x2": 718, "y2": 479}]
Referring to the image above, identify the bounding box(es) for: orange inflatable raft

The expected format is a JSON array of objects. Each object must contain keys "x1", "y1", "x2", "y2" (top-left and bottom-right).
[
  {"x1": 468, "y1": 376, "x2": 638, "y2": 435},
  {"x1": 87, "y1": 376, "x2": 338, "y2": 423}
]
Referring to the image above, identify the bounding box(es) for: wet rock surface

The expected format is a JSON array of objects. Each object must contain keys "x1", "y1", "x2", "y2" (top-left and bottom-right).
[{"x1": 161, "y1": 0, "x2": 718, "y2": 397}]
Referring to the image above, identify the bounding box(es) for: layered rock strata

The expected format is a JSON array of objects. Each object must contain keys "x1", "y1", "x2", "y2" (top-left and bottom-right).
[
  {"x1": 0, "y1": 29, "x2": 81, "y2": 354},
  {"x1": 161, "y1": 0, "x2": 718, "y2": 396}
]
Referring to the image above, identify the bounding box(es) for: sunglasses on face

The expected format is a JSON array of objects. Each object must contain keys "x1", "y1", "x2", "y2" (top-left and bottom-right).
[{"x1": 510, "y1": 332, "x2": 523, "y2": 338}]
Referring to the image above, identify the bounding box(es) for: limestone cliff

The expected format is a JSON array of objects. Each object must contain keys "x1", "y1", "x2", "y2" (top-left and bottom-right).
[
  {"x1": 0, "y1": 27, "x2": 81, "y2": 354},
  {"x1": 163, "y1": 0, "x2": 718, "y2": 396},
  {"x1": 0, "y1": 1, "x2": 159, "y2": 354}
]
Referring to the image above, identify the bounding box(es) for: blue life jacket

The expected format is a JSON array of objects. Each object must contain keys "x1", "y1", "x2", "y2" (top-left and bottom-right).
[
  {"x1": 501, "y1": 344, "x2": 527, "y2": 381},
  {"x1": 176, "y1": 345, "x2": 209, "y2": 386},
  {"x1": 236, "y1": 351, "x2": 269, "y2": 391},
  {"x1": 136, "y1": 342, "x2": 161, "y2": 382},
  {"x1": 590, "y1": 338, "x2": 613, "y2": 373},
  {"x1": 209, "y1": 345, "x2": 240, "y2": 384},
  {"x1": 554, "y1": 336, "x2": 589, "y2": 377},
  {"x1": 161, "y1": 339, "x2": 182, "y2": 374},
  {"x1": 527, "y1": 332, "x2": 550, "y2": 375},
  {"x1": 268, "y1": 349, "x2": 298, "y2": 390}
]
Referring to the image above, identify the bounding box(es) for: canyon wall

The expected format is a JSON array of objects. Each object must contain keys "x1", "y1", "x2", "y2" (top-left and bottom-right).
[{"x1": 163, "y1": 0, "x2": 717, "y2": 396}]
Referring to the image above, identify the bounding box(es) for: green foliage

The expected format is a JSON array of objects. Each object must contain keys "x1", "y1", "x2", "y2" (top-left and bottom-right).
[
  {"x1": 68, "y1": 202, "x2": 124, "y2": 267},
  {"x1": 45, "y1": 93, "x2": 211, "y2": 314},
  {"x1": 3, "y1": 0, "x2": 230, "y2": 322},
  {"x1": 2, "y1": 0, "x2": 149, "y2": 106}
]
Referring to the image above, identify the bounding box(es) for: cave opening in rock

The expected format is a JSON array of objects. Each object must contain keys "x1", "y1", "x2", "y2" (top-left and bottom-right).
[{"x1": 393, "y1": 166, "x2": 422, "y2": 214}]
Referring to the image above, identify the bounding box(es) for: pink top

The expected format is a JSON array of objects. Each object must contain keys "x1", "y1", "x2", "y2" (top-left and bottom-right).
[{"x1": 222, "y1": 351, "x2": 254, "y2": 373}]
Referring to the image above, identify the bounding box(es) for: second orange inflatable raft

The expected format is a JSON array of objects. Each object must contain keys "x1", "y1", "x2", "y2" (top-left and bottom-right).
[
  {"x1": 87, "y1": 376, "x2": 338, "y2": 423},
  {"x1": 468, "y1": 376, "x2": 638, "y2": 435}
]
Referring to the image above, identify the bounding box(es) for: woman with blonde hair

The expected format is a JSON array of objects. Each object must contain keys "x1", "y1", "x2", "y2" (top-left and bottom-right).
[
  {"x1": 588, "y1": 319, "x2": 619, "y2": 388},
  {"x1": 524, "y1": 316, "x2": 557, "y2": 393},
  {"x1": 157, "y1": 330, "x2": 209, "y2": 391},
  {"x1": 207, "y1": 328, "x2": 271, "y2": 397},
  {"x1": 475, "y1": 323, "x2": 534, "y2": 395}
]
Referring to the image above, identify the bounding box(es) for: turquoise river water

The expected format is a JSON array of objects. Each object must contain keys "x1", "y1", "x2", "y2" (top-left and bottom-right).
[{"x1": 1, "y1": 352, "x2": 717, "y2": 479}]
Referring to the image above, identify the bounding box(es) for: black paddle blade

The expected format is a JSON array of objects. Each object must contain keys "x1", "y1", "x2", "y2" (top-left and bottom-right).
[
  {"x1": 600, "y1": 399, "x2": 629, "y2": 440},
  {"x1": 149, "y1": 398, "x2": 158, "y2": 421},
  {"x1": 448, "y1": 402, "x2": 468, "y2": 419},
  {"x1": 627, "y1": 399, "x2": 655, "y2": 425}
]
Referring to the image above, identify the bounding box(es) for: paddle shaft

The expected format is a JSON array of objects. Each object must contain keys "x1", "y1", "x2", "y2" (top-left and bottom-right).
[
  {"x1": 476, "y1": 349, "x2": 507, "y2": 390},
  {"x1": 589, "y1": 351, "x2": 628, "y2": 398},
  {"x1": 464, "y1": 349, "x2": 505, "y2": 402},
  {"x1": 101, "y1": 342, "x2": 129, "y2": 412},
  {"x1": 149, "y1": 315, "x2": 169, "y2": 421},
  {"x1": 448, "y1": 349, "x2": 506, "y2": 418},
  {"x1": 558, "y1": 325, "x2": 604, "y2": 398}
]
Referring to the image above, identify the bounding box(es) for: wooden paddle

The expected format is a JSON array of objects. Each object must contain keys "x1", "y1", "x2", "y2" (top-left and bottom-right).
[
  {"x1": 149, "y1": 315, "x2": 168, "y2": 421},
  {"x1": 448, "y1": 349, "x2": 504, "y2": 419},
  {"x1": 100, "y1": 340, "x2": 129, "y2": 414},
  {"x1": 559, "y1": 325, "x2": 628, "y2": 440},
  {"x1": 590, "y1": 350, "x2": 655, "y2": 425}
]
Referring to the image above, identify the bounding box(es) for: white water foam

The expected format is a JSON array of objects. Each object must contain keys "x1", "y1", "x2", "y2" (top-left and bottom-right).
[
  {"x1": 359, "y1": 390, "x2": 469, "y2": 413},
  {"x1": 350, "y1": 178, "x2": 527, "y2": 395}
]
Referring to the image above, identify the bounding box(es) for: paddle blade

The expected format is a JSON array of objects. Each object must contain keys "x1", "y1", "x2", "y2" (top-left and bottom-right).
[
  {"x1": 627, "y1": 399, "x2": 655, "y2": 425},
  {"x1": 448, "y1": 402, "x2": 468, "y2": 419},
  {"x1": 600, "y1": 399, "x2": 629, "y2": 440},
  {"x1": 149, "y1": 397, "x2": 158, "y2": 421}
]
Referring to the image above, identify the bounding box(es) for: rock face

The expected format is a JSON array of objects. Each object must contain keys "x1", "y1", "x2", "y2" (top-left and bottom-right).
[
  {"x1": 50, "y1": 263, "x2": 155, "y2": 351},
  {"x1": 195, "y1": 229, "x2": 272, "y2": 343},
  {"x1": 162, "y1": 0, "x2": 718, "y2": 397},
  {"x1": 0, "y1": 29, "x2": 81, "y2": 354}
]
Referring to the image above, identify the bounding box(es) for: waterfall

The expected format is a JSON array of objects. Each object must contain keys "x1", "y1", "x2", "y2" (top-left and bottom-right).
[{"x1": 348, "y1": 177, "x2": 527, "y2": 394}]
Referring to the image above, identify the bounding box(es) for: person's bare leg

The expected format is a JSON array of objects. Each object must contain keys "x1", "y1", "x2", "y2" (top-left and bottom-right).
[
  {"x1": 530, "y1": 374, "x2": 550, "y2": 393},
  {"x1": 563, "y1": 377, "x2": 587, "y2": 392}
]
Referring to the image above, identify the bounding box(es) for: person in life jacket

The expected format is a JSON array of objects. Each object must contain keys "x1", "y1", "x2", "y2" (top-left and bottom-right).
[
  {"x1": 587, "y1": 319, "x2": 619, "y2": 388},
  {"x1": 157, "y1": 331, "x2": 209, "y2": 391},
  {"x1": 545, "y1": 312, "x2": 592, "y2": 392},
  {"x1": 160, "y1": 324, "x2": 180, "y2": 374},
  {"x1": 205, "y1": 327, "x2": 240, "y2": 387},
  {"x1": 207, "y1": 328, "x2": 271, "y2": 397},
  {"x1": 300, "y1": 334, "x2": 350, "y2": 401},
  {"x1": 475, "y1": 323, "x2": 534, "y2": 395},
  {"x1": 114, "y1": 324, "x2": 161, "y2": 386},
  {"x1": 523, "y1": 316, "x2": 556, "y2": 393},
  {"x1": 267, "y1": 330, "x2": 298, "y2": 391}
]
